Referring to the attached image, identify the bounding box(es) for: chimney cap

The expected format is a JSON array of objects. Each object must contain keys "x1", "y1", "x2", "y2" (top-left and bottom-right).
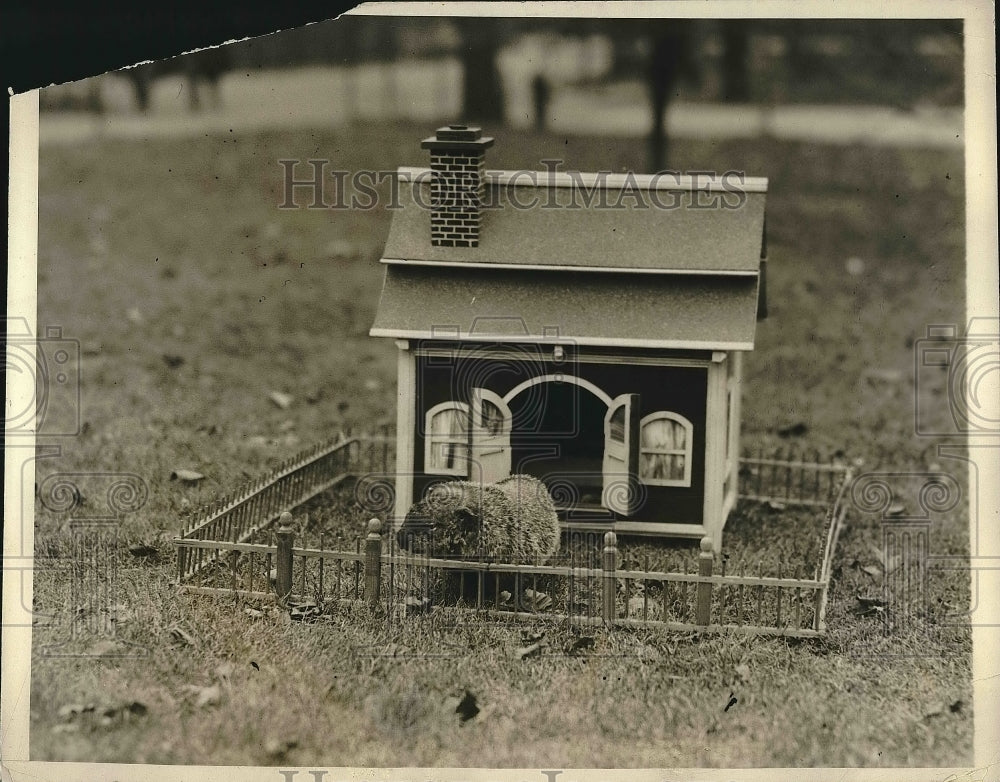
[{"x1": 421, "y1": 124, "x2": 494, "y2": 150}]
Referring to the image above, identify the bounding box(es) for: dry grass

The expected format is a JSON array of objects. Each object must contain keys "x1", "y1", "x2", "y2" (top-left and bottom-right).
[{"x1": 31, "y1": 121, "x2": 970, "y2": 766}]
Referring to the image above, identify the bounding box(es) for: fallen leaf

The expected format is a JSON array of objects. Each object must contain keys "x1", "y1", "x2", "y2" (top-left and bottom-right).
[
  {"x1": 265, "y1": 737, "x2": 298, "y2": 759},
  {"x1": 860, "y1": 564, "x2": 882, "y2": 580},
  {"x1": 777, "y1": 422, "x2": 808, "y2": 438},
  {"x1": 170, "y1": 469, "x2": 204, "y2": 483},
  {"x1": 126, "y1": 701, "x2": 148, "y2": 717},
  {"x1": 767, "y1": 500, "x2": 787, "y2": 511},
  {"x1": 58, "y1": 703, "x2": 88, "y2": 721},
  {"x1": 566, "y1": 636, "x2": 595, "y2": 654},
  {"x1": 856, "y1": 593, "x2": 888, "y2": 608},
  {"x1": 523, "y1": 589, "x2": 552, "y2": 611},
  {"x1": 514, "y1": 642, "x2": 543, "y2": 660},
  {"x1": 169, "y1": 625, "x2": 196, "y2": 646},
  {"x1": 182, "y1": 683, "x2": 222, "y2": 708},
  {"x1": 454, "y1": 690, "x2": 479, "y2": 722},
  {"x1": 924, "y1": 703, "x2": 945, "y2": 720},
  {"x1": 269, "y1": 391, "x2": 293, "y2": 409}
]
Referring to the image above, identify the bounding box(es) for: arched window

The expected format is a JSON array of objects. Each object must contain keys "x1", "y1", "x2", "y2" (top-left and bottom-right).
[
  {"x1": 638, "y1": 412, "x2": 694, "y2": 487},
  {"x1": 425, "y1": 401, "x2": 470, "y2": 476}
]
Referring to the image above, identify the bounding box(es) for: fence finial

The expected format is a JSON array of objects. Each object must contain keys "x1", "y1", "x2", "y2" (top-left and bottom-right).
[
  {"x1": 696, "y1": 536, "x2": 714, "y2": 626},
  {"x1": 602, "y1": 530, "x2": 618, "y2": 626},
  {"x1": 275, "y1": 513, "x2": 295, "y2": 598},
  {"x1": 365, "y1": 517, "x2": 383, "y2": 606}
]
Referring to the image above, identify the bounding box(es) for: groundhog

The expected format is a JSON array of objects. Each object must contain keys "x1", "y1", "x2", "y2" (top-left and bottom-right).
[{"x1": 396, "y1": 474, "x2": 561, "y2": 564}]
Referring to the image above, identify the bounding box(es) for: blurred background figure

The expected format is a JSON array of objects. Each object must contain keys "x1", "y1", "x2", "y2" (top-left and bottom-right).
[
  {"x1": 531, "y1": 73, "x2": 551, "y2": 131},
  {"x1": 125, "y1": 46, "x2": 232, "y2": 112},
  {"x1": 40, "y1": 17, "x2": 963, "y2": 170}
]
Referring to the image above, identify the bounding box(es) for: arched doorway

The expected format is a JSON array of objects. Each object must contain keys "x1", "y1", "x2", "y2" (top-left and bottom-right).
[{"x1": 505, "y1": 376, "x2": 610, "y2": 508}]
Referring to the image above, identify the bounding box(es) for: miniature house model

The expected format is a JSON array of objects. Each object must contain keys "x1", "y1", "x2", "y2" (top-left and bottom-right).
[{"x1": 371, "y1": 125, "x2": 768, "y2": 548}]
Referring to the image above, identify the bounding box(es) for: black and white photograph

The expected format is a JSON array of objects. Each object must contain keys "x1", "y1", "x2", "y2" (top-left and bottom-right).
[{"x1": 3, "y1": 2, "x2": 998, "y2": 778}]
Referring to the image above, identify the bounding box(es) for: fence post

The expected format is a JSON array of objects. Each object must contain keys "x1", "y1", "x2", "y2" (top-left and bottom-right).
[
  {"x1": 365, "y1": 518, "x2": 383, "y2": 607},
  {"x1": 696, "y1": 536, "x2": 714, "y2": 626},
  {"x1": 275, "y1": 512, "x2": 294, "y2": 599},
  {"x1": 177, "y1": 544, "x2": 187, "y2": 584},
  {"x1": 602, "y1": 531, "x2": 618, "y2": 627}
]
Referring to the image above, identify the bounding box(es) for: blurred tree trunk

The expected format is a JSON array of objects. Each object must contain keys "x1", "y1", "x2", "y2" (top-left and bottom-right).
[
  {"x1": 721, "y1": 20, "x2": 751, "y2": 102},
  {"x1": 647, "y1": 24, "x2": 690, "y2": 171},
  {"x1": 455, "y1": 19, "x2": 505, "y2": 123}
]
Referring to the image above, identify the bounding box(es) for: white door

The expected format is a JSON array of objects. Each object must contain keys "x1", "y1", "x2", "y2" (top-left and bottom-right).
[
  {"x1": 602, "y1": 393, "x2": 640, "y2": 516},
  {"x1": 469, "y1": 388, "x2": 512, "y2": 484}
]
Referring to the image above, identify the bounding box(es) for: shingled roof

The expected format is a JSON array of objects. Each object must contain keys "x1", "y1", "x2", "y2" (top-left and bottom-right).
[{"x1": 371, "y1": 152, "x2": 768, "y2": 350}]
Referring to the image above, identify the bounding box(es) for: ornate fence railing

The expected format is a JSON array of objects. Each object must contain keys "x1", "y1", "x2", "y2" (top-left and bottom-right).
[
  {"x1": 175, "y1": 422, "x2": 393, "y2": 582},
  {"x1": 175, "y1": 521, "x2": 833, "y2": 637},
  {"x1": 174, "y1": 437, "x2": 851, "y2": 637},
  {"x1": 738, "y1": 446, "x2": 852, "y2": 507}
]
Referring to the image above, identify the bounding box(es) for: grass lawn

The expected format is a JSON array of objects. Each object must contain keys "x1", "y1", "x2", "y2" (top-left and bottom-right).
[{"x1": 30, "y1": 120, "x2": 970, "y2": 766}]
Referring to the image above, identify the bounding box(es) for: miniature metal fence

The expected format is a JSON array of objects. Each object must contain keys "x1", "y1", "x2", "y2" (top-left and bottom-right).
[
  {"x1": 738, "y1": 446, "x2": 852, "y2": 507},
  {"x1": 174, "y1": 442, "x2": 851, "y2": 637},
  {"x1": 175, "y1": 522, "x2": 831, "y2": 636},
  {"x1": 176, "y1": 422, "x2": 393, "y2": 583}
]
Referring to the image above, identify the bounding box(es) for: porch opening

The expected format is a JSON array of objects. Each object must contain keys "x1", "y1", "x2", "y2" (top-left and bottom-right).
[{"x1": 508, "y1": 379, "x2": 608, "y2": 508}]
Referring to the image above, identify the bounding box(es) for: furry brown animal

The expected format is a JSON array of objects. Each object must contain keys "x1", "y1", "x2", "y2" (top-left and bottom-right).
[{"x1": 396, "y1": 474, "x2": 560, "y2": 564}]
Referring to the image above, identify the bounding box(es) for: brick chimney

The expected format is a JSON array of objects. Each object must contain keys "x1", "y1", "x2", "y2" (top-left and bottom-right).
[{"x1": 421, "y1": 124, "x2": 494, "y2": 248}]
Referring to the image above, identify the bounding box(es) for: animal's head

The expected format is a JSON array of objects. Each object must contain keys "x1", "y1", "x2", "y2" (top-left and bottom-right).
[{"x1": 396, "y1": 482, "x2": 481, "y2": 557}]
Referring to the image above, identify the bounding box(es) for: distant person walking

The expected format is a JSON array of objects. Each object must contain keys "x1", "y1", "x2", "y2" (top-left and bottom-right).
[{"x1": 531, "y1": 74, "x2": 551, "y2": 131}]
